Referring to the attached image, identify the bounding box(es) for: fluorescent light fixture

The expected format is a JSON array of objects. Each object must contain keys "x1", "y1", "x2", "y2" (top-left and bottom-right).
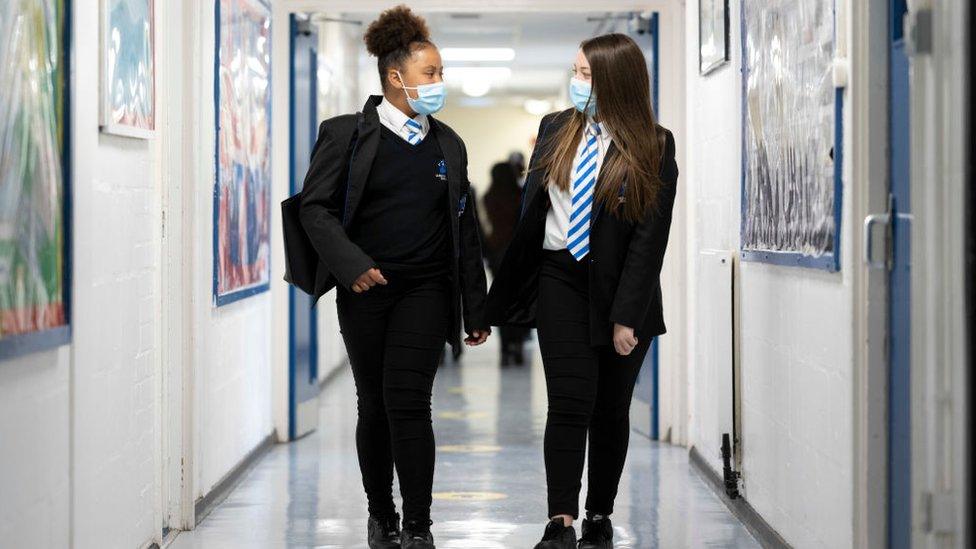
[
  {"x1": 523, "y1": 99, "x2": 552, "y2": 115},
  {"x1": 462, "y1": 80, "x2": 492, "y2": 97},
  {"x1": 444, "y1": 67, "x2": 512, "y2": 82},
  {"x1": 441, "y1": 47, "x2": 515, "y2": 62}
]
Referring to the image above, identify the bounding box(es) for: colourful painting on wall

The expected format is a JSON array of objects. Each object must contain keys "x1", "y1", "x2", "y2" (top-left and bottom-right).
[
  {"x1": 101, "y1": 0, "x2": 155, "y2": 138},
  {"x1": 213, "y1": 0, "x2": 271, "y2": 305},
  {"x1": 0, "y1": 0, "x2": 71, "y2": 358}
]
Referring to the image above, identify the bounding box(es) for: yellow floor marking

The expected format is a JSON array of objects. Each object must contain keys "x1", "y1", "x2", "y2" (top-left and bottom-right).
[
  {"x1": 432, "y1": 491, "x2": 508, "y2": 501},
  {"x1": 437, "y1": 444, "x2": 502, "y2": 453},
  {"x1": 436, "y1": 410, "x2": 489, "y2": 420}
]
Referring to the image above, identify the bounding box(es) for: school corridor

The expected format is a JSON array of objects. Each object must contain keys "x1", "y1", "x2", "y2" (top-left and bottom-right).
[{"x1": 0, "y1": 0, "x2": 971, "y2": 548}]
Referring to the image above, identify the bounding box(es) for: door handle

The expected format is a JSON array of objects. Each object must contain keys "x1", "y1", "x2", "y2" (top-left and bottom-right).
[
  {"x1": 864, "y1": 194, "x2": 896, "y2": 270},
  {"x1": 863, "y1": 214, "x2": 891, "y2": 269}
]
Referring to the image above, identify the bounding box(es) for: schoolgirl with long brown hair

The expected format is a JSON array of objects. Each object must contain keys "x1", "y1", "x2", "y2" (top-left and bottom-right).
[{"x1": 486, "y1": 33, "x2": 679, "y2": 549}]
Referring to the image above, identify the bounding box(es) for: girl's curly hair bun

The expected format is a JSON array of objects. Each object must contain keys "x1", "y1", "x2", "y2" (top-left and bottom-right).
[{"x1": 364, "y1": 5, "x2": 431, "y2": 59}]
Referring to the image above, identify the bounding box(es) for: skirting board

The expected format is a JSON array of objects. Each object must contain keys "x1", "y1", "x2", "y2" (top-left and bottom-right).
[
  {"x1": 688, "y1": 445, "x2": 792, "y2": 549},
  {"x1": 318, "y1": 357, "x2": 349, "y2": 392},
  {"x1": 630, "y1": 398, "x2": 653, "y2": 438},
  {"x1": 194, "y1": 432, "x2": 276, "y2": 525}
]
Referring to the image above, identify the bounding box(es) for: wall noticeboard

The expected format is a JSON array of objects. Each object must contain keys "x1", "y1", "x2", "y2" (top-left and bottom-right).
[
  {"x1": 740, "y1": 0, "x2": 842, "y2": 271},
  {"x1": 0, "y1": 0, "x2": 72, "y2": 360},
  {"x1": 213, "y1": 0, "x2": 272, "y2": 305}
]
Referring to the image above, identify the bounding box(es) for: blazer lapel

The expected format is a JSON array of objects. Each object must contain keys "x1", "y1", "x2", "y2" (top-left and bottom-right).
[{"x1": 342, "y1": 96, "x2": 382, "y2": 227}]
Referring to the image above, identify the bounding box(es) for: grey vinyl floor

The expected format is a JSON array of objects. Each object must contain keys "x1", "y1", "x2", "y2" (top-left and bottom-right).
[{"x1": 169, "y1": 337, "x2": 759, "y2": 548}]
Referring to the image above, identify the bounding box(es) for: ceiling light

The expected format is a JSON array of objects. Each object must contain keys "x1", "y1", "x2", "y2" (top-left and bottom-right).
[
  {"x1": 523, "y1": 99, "x2": 552, "y2": 115},
  {"x1": 441, "y1": 48, "x2": 515, "y2": 62},
  {"x1": 462, "y1": 79, "x2": 492, "y2": 97},
  {"x1": 444, "y1": 67, "x2": 512, "y2": 82}
]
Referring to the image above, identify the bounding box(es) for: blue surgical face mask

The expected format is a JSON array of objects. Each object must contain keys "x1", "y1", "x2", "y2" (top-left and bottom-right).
[
  {"x1": 569, "y1": 77, "x2": 596, "y2": 116},
  {"x1": 397, "y1": 71, "x2": 446, "y2": 115}
]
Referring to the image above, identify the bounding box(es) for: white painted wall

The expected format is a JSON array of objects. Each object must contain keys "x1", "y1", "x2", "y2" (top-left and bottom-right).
[
  {"x1": 189, "y1": 0, "x2": 275, "y2": 499},
  {"x1": 0, "y1": 349, "x2": 70, "y2": 548},
  {"x1": 1, "y1": 1, "x2": 278, "y2": 546},
  {"x1": 680, "y1": 1, "x2": 854, "y2": 547}
]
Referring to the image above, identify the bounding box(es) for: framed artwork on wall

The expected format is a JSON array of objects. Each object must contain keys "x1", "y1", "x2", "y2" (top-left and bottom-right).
[
  {"x1": 213, "y1": 0, "x2": 272, "y2": 306},
  {"x1": 740, "y1": 0, "x2": 842, "y2": 271},
  {"x1": 699, "y1": 0, "x2": 729, "y2": 75},
  {"x1": 100, "y1": 0, "x2": 155, "y2": 138},
  {"x1": 0, "y1": 0, "x2": 72, "y2": 360}
]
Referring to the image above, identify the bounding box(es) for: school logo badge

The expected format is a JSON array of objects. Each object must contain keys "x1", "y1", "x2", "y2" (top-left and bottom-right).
[{"x1": 435, "y1": 159, "x2": 448, "y2": 181}]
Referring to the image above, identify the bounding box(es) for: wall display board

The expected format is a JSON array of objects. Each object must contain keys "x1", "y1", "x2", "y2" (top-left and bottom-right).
[{"x1": 741, "y1": 0, "x2": 842, "y2": 271}]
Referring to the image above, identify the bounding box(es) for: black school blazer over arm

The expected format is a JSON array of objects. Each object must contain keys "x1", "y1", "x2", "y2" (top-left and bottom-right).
[
  {"x1": 485, "y1": 109, "x2": 679, "y2": 346},
  {"x1": 298, "y1": 95, "x2": 489, "y2": 349}
]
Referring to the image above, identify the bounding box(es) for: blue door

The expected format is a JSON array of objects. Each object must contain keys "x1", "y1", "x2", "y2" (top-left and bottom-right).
[
  {"x1": 630, "y1": 12, "x2": 660, "y2": 439},
  {"x1": 888, "y1": 0, "x2": 911, "y2": 545},
  {"x1": 288, "y1": 14, "x2": 320, "y2": 441}
]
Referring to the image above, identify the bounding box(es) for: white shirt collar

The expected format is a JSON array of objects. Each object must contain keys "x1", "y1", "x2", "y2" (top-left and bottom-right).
[{"x1": 377, "y1": 97, "x2": 429, "y2": 141}]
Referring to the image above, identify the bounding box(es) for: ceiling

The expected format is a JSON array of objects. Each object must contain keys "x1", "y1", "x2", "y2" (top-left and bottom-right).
[{"x1": 343, "y1": 10, "x2": 649, "y2": 106}]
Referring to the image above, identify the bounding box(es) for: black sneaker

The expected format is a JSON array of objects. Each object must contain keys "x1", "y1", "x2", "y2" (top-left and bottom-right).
[
  {"x1": 578, "y1": 516, "x2": 613, "y2": 549},
  {"x1": 367, "y1": 513, "x2": 401, "y2": 549},
  {"x1": 534, "y1": 517, "x2": 577, "y2": 549},
  {"x1": 400, "y1": 519, "x2": 435, "y2": 549}
]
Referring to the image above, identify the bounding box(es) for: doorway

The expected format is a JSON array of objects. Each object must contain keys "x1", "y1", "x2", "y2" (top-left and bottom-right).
[{"x1": 288, "y1": 13, "x2": 321, "y2": 441}]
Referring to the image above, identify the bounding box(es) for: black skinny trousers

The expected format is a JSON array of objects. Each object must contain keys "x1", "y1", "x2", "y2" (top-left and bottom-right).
[
  {"x1": 336, "y1": 274, "x2": 450, "y2": 524},
  {"x1": 536, "y1": 249, "x2": 652, "y2": 519}
]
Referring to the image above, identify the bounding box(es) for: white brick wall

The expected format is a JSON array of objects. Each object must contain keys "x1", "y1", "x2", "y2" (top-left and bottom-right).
[
  {"x1": 0, "y1": 1, "x2": 278, "y2": 547},
  {"x1": 192, "y1": 0, "x2": 275, "y2": 498},
  {"x1": 681, "y1": 1, "x2": 855, "y2": 547},
  {"x1": 0, "y1": 349, "x2": 71, "y2": 549}
]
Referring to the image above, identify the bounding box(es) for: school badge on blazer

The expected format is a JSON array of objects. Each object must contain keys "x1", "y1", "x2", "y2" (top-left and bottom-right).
[{"x1": 435, "y1": 159, "x2": 448, "y2": 181}]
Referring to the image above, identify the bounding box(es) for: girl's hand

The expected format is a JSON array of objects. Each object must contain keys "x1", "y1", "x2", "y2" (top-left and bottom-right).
[
  {"x1": 613, "y1": 323, "x2": 638, "y2": 355},
  {"x1": 351, "y1": 268, "x2": 387, "y2": 293},
  {"x1": 465, "y1": 329, "x2": 491, "y2": 346}
]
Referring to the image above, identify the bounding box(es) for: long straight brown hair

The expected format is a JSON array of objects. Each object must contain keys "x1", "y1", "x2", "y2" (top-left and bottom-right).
[{"x1": 538, "y1": 33, "x2": 666, "y2": 223}]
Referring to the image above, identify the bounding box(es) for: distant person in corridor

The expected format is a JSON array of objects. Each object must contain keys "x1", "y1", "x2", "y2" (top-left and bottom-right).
[
  {"x1": 486, "y1": 33, "x2": 679, "y2": 549},
  {"x1": 482, "y1": 154, "x2": 530, "y2": 366},
  {"x1": 298, "y1": 6, "x2": 489, "y2": 549}
]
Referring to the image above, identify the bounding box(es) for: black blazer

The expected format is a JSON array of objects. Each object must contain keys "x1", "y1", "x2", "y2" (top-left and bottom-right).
[
  {"x1": 298, "y1": 96, "x2": 488, "y2": 351},
  {"x1": 485, "y1": 109, "x2": 678, "y2": 346}
]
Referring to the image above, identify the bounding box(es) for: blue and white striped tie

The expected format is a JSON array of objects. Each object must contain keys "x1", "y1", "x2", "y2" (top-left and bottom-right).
[
  {"x1": 567, "y1": 123, "x2": 601, "y2": 260},
  {"x1": 405, "y1": 119, "x2": 422, "y2": 145}
]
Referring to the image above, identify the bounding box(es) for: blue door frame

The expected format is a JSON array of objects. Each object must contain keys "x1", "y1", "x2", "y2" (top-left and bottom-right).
[
  {"x1": 887, "y1": 0, "x2": 911, "y2": 545},
  {"x1": 288, "y1": 14, "x2": 320, "y2": 441}
]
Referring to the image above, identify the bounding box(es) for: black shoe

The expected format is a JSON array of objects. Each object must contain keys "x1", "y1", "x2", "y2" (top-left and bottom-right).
[
  {"x1": 400, "y1": 519, "x2": 435, "y2": 549},
  {"x1": 578, "y1": 516, "x2": 613, "y2": 549},
  {"x1": 368, "y1": 513, "x2": 401, "y2": 549},
  {"x1": 533, "y1": 518, "x2": 577, "y2": 549}
]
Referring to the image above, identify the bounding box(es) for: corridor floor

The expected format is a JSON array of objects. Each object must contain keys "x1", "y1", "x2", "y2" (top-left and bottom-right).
[{"x1": 170, "y1": 338, "x2": 759, "y2": 548}]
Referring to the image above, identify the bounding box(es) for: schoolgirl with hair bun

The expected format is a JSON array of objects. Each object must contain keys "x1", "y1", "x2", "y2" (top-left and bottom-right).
[{"x1": 297, "y1": 5, "x2": 489, "y2": 549}]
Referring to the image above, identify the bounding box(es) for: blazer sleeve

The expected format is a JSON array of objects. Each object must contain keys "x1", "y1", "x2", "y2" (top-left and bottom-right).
[
  {"x1": 458, "y1": 140, "x2": 490, "y2": 333},
  {"x1": 608, "y1": 130, "x2": 679, "y2": 330},
  {"x1": 298, "y1": 120, "x2": 376, "y2": 290}
]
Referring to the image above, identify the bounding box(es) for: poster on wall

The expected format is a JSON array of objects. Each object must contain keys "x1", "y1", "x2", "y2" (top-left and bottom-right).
[
  {"x1": 213, "y1": 0, "x2": 272, "y2": 305},
  {"x1": 0, "y1": 0, "x2": 71, "y2": 359},
  {"x1": 740, "y1": 0, "x2": 841, "y2": 271},
  {"x1": 100, "y1": 0, "x2": 155, "y2": 138},
  {"x1": 699, "y1": 0, "x2": 729, "y2": 75}
]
